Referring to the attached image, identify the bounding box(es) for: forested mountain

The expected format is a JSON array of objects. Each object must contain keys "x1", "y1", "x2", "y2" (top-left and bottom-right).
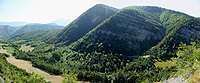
[
  {"x1": 133, "y1": 7, "x2": 200, "y2": 59},
  {"x1": 69, "y1": 7, "x2": 165, "y2": 56},
  {"x1": 0, "y1": 25, "x2": 16, "y2": 40},
  {"x1": 198, "y1": 17, "x2": 200, "y2": 21},
  {"x1": 68, "y1": 6, "x2": 200, "y2": 58},
  {"x1": 10, "y1": 23, "x2": 64, "y2": 38},
  {"x1": 47, "y1": 4, "x2": 118, "y2": 45}
]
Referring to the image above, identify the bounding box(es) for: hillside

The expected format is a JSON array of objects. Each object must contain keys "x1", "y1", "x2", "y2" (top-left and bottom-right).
[
  {"x1": 10, "y1": 23, "x2": 64, "y2": 38},
  {"x1": 135, "y1": 7, "x2": 200, "y2": 59},
  {"x1": 9, "y1": 30, "x2": 61, "y2": 42},
  {"x1": 0, "y1": 52, "x2": 46, "y2": 83},
  {"x1": 47, "y1": 4, "x2": 118, "y2": 45},
  {"x1": 0, "y1": 25, "x2": 16, "y2": 40}
]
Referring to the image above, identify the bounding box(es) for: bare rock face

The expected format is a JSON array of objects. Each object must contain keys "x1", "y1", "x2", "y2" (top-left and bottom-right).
[
  {"x1": 163, "y1": 75, "x2": 187, "y2": 83},
  {"x1": 163, "y1": 73, "x2": 193, "y2": 83}
]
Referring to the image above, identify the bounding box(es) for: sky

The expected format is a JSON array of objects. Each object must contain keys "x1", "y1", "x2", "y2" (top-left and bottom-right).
[{"x1": 0, "y1": 0, "x2": 200, "y2": 23}]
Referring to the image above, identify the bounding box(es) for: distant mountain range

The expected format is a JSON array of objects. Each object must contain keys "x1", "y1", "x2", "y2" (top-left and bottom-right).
[
  {"x1": 0, "y1": 25, "x2": 16, "y2": 40},
  {"x1": 51, "y1": 18, "x2": 71, "y2": 26},
  {"x1": 0, "y1": 18, "x2": 71, "y2": 27},
  {"x1": 0, "y1": 23, "x2": 64, "y2": 40},
  {"x1": 0, "y1": 21, "x2": 29, "y2": 27}
]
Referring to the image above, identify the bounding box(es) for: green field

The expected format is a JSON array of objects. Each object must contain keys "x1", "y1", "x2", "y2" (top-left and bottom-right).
[{"x1": 4, "y1": 47, "x2": 15, "y2": 54}]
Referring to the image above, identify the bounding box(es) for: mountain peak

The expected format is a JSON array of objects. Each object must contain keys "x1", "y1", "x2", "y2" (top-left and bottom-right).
[
  {"x1": 47, "y1": 4, "x2": 118, "y2": 45},
  {"x1": 94, "y1": 4, "x2": 110, "y2": 7}
]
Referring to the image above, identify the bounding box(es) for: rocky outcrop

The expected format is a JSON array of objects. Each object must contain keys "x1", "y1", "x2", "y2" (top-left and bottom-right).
[{"x1": 0, "y1": 76, "x2": 5, "y2": 83}]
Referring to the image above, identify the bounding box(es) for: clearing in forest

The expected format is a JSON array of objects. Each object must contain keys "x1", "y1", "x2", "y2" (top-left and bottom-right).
[{"x1": 20, "y1": 45, "x2": 34, "y2": 52}]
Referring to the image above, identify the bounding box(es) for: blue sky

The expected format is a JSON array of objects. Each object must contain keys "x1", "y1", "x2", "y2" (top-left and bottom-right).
[{"x1": 0, "y1": 0, "x2": 200, "y2": 23}]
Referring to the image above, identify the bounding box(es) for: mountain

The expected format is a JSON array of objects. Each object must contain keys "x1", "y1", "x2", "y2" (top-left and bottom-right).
[
  {"x1": 66, "y1": 6, "x2": 200, "y2": 82},
  {"x1": 68, "y1": 6, "x2": 200, "y2": 58},
  {"x1": 198, "y1": 17, "x2": 200, "y2": 21},
  {"x1": 10, "y1": 23, "x2": 64, "y2": 38},
  {"x1": 0, "y1": 25, "x2": 16, "y2": 40},
  {"x1": 47, "y1": 4, "x2": 118, "y2": 45},
  {"x1": 68, "y1": 7, "x2": 164, "y2": 56},
  {"x1": 134, "y1": 7, "x2": 200, "y2": 59},
  {"x1": 51, "y1": 18, "x2": 71, "y2": 26},
  {"x1": 0, "y1": 21, "x2": 29, "y2": 27}
]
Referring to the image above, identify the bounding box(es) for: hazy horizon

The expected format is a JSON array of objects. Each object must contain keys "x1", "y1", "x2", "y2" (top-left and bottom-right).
[{"x1": 1, "y1": 0, "x2": 200, "y2": 23}]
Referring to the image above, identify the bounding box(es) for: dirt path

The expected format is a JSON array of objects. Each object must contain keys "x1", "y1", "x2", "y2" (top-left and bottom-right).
[{"x1": 0, "y1": 47, "x2": 63, "y2": 83}]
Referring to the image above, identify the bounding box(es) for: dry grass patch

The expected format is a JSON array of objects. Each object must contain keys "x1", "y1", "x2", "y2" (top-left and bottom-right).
[
  {"x1": 20, "y1": 45, "x2": 34, "y2": 52},
  {"x1": 6, "y1": 54, "x2": 63, "y2": 83},
  {"x1": 154, "y1": 60, "x2": 176, "y2": 69}
]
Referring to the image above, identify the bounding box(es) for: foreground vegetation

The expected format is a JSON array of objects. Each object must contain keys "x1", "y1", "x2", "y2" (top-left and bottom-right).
[
  {"x1": 0, "y1": 53, "x2": 46, "y2": 83},
  {"x1": 9, "y1": 39, "x2": 200, "y2": 82},
  {"x1": 9, "y1": 40, "x2": 175, "y2": 82}
]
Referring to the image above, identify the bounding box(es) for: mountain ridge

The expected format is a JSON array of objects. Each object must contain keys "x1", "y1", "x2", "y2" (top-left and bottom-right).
[
  {"x1": 0, "y1": 21, "x2": 29, "y2": 27},
  {"x1": 47, "y1": 4, "x2": 118, "y2": 45},
  {"x1": 0, "y1": 25, "x2": 16, "y2": 40}
]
